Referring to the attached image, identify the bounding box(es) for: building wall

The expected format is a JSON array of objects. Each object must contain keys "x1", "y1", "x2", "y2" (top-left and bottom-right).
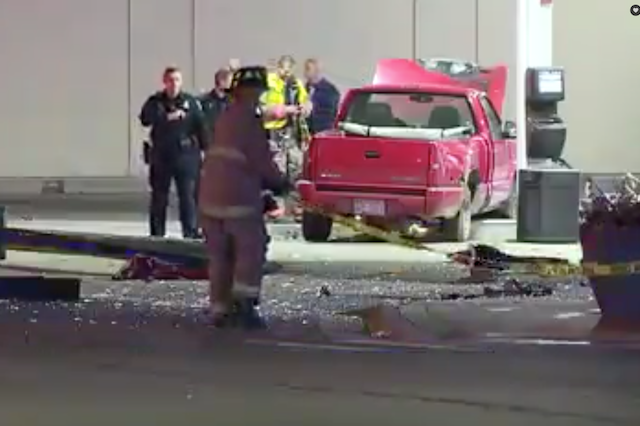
[
  {"x1": 0, "y1": 0, "x2": 421, "y2": 178},
  {"x1": 128, "y1": 0, "x2": 195, "y2": 176},
  {"x1": 477, "y1": 0, "x2": 517, "y2": 122},
  {"x1": 7, "y1": 0, "x2": 609, "y2": 181},
  {"x1": 0, "y1": 0, "x2": 130, "y2": 178},
  {"x1": 553, "y1": 2, "x2": 640, "y2": 173},
  {"x1": 194, "y1": 0, "x2": 414, "y2": 92}
]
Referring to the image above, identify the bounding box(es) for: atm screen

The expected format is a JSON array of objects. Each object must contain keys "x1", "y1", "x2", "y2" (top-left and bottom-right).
[{"x1": 537, "y1": 70, "x2": 563, "y2": 94}]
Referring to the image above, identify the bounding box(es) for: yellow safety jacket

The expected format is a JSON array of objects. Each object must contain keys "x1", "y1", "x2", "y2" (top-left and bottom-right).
[{"x1": 262, "y1": 72, "x2": 308, "y2": 130}]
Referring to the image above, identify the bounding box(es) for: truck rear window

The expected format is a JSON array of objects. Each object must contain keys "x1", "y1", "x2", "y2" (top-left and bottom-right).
[{"x1": 342, "y1": 91, "x2": 475, "y2": 132}]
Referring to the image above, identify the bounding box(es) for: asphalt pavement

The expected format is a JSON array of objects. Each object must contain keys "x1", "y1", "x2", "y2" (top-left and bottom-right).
[
  {"x1": 0, "y1": 203, "x2": 637, "y2": 425},
  {"x1": 0, "y1": 277, "x2": 638, "y2": 426}
]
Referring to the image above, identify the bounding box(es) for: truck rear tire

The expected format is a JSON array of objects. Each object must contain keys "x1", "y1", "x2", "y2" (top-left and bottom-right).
[
  {"x1": 442, "y1": 189, "x2": 472, "y2": 242},
  {"x1": 301, "y1": 212, "x2": 333, "y2": 242}
]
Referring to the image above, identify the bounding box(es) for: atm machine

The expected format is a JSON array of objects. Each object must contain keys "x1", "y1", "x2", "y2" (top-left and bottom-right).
[
  {"x1": 525, "y1": 67, "x2": 567, "y2": 164},
  {"x1": 517, "y1": 67, "x2": 582, "y2": 243}
]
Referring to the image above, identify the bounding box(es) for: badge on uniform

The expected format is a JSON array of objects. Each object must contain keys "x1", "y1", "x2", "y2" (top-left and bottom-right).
[{"x1": 182, "y1": 100, "x2": 190, "y2": 110}]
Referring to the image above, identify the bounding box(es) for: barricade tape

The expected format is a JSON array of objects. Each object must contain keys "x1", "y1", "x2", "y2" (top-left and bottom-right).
[
  {"x1": 300, "y1": 203, "x2": 640, "y2": 279},
  {"x1": 510, "y1": 259, "x2": 640, "y2": 279},
  {"x1": 302, "y1": 203, "x2": 432, "y2": 251}
]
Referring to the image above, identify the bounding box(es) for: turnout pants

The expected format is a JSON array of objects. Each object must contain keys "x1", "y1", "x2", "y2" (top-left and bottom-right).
[
  {"x1": 201, "y1": 216, "x2": 268, "y2": 310},
  {"x1": 269, "y1": 128, "x2": 303, "y2": 210}
]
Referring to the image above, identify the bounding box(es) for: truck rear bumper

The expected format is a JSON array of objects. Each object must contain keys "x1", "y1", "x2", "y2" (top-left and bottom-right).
[{"x1": 297, "y1": 181, "x2": 463, "y2": 219}]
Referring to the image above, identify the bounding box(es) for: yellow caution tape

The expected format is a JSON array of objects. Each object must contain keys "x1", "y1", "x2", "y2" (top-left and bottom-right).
[
  {"x1": 510, "y1": 260, "x2": 640, "y2": 278},
  {"x1": 581, "y1": 260, "x2": 640, "y2": 278},
  {"x1": 303, "y1": 204, "x2": 429, "y2": 251},
  {"x1": 300, "y1": 202, "x2": 640, "y2": 279}
]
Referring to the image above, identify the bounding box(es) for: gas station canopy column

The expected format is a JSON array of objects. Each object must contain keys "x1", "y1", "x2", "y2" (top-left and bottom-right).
[{"x1": 516, "y1": 0, "x2": 554, "y2": 170}]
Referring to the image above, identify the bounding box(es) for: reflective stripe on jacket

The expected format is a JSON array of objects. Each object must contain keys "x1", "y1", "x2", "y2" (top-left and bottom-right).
[{"x1": 198, "y1": 101, "x2": 285, "y2": 219}]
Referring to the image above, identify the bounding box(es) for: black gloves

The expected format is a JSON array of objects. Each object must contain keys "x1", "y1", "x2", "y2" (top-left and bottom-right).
[
  {"x1": 265, "y1": 179, "x2": 294, "y2": 196},
  {"x1": 262, "y1": 192, "x2": 280, "y2": 213}
]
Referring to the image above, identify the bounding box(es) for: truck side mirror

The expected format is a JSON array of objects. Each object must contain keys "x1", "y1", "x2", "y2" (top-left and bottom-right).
[{"x1": 502, "y1": 121, "x2": 517, "y2": 139}]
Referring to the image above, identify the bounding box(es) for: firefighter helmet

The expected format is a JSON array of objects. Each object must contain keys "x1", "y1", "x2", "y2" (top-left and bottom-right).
[{"x1": 231, "y1": 66, "x2": 268, "y2": 91}]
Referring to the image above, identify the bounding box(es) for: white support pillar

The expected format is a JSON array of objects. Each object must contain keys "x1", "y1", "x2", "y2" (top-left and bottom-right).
[{"x1": 516, "y1": 0, "x2": 554, "y2": 170}]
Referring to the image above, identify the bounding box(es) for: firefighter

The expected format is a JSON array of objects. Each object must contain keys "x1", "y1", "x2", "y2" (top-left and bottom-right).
[
  {"x1": 261, "y1": 55, "x2": 312, "y2": 217},
  {"x1": 139, "y1": 66, "x2": 207, "y2": 239},
  {"x1": 199, "y1": 66, "x2": 287, "y2": 329}
]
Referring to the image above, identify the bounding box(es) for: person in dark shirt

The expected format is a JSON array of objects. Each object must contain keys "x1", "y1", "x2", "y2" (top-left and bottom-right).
[
  {"x1": 139, "y1": 66, "x2": 207, "y2": 239},
  {"x1": 303, "y1": 58, "x2": 341, "y2": 134},
  {"x1": 199, "y1": 68, "x2": 232, "y2": 139}
]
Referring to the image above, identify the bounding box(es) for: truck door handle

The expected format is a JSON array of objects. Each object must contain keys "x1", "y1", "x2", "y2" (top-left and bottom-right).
[{"x1": 364, "y1": 150, "x2": 380, "y2": 159}]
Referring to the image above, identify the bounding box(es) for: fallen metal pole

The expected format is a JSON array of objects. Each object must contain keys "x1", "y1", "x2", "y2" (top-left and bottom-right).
[{"x1": 0, "y1": 210, "x2": 207, "y2": 268}]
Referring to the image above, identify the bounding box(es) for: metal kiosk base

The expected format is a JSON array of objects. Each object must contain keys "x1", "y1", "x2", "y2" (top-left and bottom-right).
[{"x1": 516, "y1": 166, "x2": 581, "y2": 243}]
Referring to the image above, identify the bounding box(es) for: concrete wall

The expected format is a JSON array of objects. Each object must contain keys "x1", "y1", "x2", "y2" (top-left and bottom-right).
[
  {"x1": 0, "y1": 0, "x2": 515, "y2": 181},
  {"x1": 477, "y1": 0, "x2": 517, "y2": 124},
  {"x1": 2, "y1": 0, "x2": 582, "y2": 183},
  {"x1": 0, "y1": 0, "x2": 130, "y2": 178},
  {"x1": 553, "y1": 2, "x2": 640, "y2": 173}
]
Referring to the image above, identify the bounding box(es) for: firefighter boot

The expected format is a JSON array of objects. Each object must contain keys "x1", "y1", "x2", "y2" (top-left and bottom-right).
[
  {"x1": 234, "y1": 298, "x2": 266, "y2": 330},
  {"x1": 210, "y1": 311, "x2": 237, "y2": 328},
  {"x1": 209, "y1": 303, "x2": 238, "y2": 329}
]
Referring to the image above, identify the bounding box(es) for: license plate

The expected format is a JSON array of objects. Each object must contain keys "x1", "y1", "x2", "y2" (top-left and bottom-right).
[{"x1": 353, "y1": 199, "x2": 386, "y2": 216}]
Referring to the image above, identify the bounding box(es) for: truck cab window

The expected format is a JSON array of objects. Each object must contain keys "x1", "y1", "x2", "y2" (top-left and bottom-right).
[
  {"x1": 479, "y1": 96, "x2": 502, "y2": 139},
  {"x1": 343, "y1": 92, "x2": 475, "y2": 132}
]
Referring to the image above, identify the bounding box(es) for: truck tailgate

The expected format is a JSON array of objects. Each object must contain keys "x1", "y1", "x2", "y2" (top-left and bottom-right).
[{"x1": 312, "y1": 135, "x2": 432, "y2": 189}]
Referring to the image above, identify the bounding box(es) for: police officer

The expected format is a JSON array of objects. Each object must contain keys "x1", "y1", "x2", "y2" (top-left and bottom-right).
[
  {"x1": 199, "y1": 66, "x2": 287, "y2": 329},
  {"x1": 199, "y1": 68, "x2": 232, "y2": 138},
  {"x1": 139, "y1": 66, "x2": 207, "y2": 239}
]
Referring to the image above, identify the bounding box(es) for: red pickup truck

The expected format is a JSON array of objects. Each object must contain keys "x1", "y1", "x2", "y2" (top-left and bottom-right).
[{"x1": 297, "y1": 59, "x2": 517, "y2": 242}]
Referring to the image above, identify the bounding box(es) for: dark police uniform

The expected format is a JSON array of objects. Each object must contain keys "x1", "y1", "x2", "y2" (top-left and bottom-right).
[
  {"x1": 199, "y1": 89, "x2": 230, "y2": 139},
  {"x1": 139, "y1": 91, "x2": 207, "y2": 239}
]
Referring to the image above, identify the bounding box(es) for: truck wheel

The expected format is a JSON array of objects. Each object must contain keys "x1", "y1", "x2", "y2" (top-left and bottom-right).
[
  {"x1": 442, "y1": 189, "x2": 472, "y2": 242},
  {"x1": 301, "y1": 211, "x2": 333, "y2": 242}
]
